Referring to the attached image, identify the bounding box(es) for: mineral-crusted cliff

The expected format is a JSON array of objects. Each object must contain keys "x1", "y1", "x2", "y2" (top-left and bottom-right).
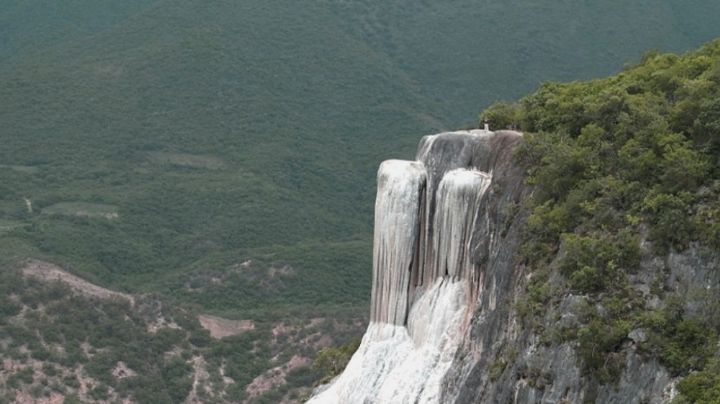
[
  {"x1": 309, "y1": 129, "x2": 525, "y2": 403},
  {"x1": 446, "y1": 240, "x2": 720, "y2": 404},
  {"x1": 310, "y1": 128, "x2": 719, "y2": 404}
]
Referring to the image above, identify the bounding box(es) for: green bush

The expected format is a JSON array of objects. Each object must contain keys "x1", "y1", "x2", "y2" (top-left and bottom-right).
[
  {"x1": 162, "y1": 358, "x2": 193, "y2": 403},
  {"x1": 480, "y1": 102, "x2": 523, "y2": 130},
  {"x1": 312, "y1": 338, "x2": 361, "y2": 383},
  {"x1": 641, "y1": 301, "x2": 718, "y2": 375},
  {"x1": 676, "y1": 360, "x2": 720, "y2": 403}
]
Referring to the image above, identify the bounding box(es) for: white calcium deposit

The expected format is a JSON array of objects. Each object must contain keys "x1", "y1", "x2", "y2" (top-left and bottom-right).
[
  {"x1": 309, "y1": 130, "x2": 496, "y2": 404},
  {"x1": 311, "y1": 279, "x2": 467, "y2": 404},
  {"x1": 370, "y1": 159, "x2": 427, "y2": 325},
  {"x1": 431, "y1": 169, "x2": 491, "y2": 281}
]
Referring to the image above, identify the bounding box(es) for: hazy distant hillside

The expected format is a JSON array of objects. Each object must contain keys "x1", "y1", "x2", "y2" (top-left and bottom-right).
[
  {"x1": 0, "y1": 0, "x2": 444, "y2": 311},
  {"x1": 2, "y1": 0, "x2": 720, "y2": 402},
  {"x1": 329, "y1": 0, "x2": 720, "y2": 123}
]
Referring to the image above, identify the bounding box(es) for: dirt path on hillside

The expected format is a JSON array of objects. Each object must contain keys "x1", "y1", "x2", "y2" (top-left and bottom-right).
[{"x1": 22, "y1": 259, "x2": 134, "y2": 305}]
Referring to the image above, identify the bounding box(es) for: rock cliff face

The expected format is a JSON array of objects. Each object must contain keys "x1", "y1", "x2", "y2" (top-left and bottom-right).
[
  {"x1": 447, "y1": 240, "x2": 720, "y2": 404},
  {"x1": 309, "y1": 129, "x2": 524, "y2": 403},
  {"x1": 309, "y1": 129, "x2": 719, "y2": 404}
]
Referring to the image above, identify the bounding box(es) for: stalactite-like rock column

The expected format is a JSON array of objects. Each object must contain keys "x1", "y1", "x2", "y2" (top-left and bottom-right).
[
  {"x1": 370, "y1": 160, "x2": 426, "y2": 325},
  {"x1": 431, "y1": 169, "x2": 491, "y2": 281}
]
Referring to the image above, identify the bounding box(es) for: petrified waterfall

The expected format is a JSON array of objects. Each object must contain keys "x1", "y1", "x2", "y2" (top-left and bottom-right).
[
  {"x1": 431, "y1": 169, "x2": 491, "y2": 281},
  {"x1": 309, "y1": 129, "x2": 523, "y2": 404},
  {"x1": 370, "y1": 160, "x2": 426, "y2": 325}
]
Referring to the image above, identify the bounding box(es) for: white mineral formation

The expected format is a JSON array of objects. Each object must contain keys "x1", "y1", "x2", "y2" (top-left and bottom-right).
[
  {"x1": 309, "y1": 130, "x2": 497, "y2": 404},
  {"x1": 370, "y1": 159, "x2": 427, "y2": 325},
  {"x1": 431, "y1": 169, "x2": 491, "y2": 281},
  {"x1": 311, "y1": 279, "x2": 467, "y2": 404}
]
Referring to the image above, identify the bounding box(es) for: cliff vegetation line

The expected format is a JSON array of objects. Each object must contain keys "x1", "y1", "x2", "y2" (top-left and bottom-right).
[{"x1": 481, "y1": 39, "x2": 720, "y2": 402}]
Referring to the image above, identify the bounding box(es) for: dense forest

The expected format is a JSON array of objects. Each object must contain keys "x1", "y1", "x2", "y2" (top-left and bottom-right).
[{"x1": 481, "y1": 39, "x2": 720, "y2": 402}]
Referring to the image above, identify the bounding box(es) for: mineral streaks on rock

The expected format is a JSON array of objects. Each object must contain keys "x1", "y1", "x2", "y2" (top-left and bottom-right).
[
  {"x1": 310, "y1": 129, "x2": 520, "y2": 404},
  {"x1": 371, "y1": 160, "x2": 427, "y2": 325},
  {"x1": 431, "y1": 169, "x2": 491, "y2": 281},
  {"x1": 415, "y1": 130, "x2": 496, "y2": 288}
]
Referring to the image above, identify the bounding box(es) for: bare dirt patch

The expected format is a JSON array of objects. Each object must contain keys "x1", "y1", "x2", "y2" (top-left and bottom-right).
[
  {"x1": 13, "y1": 392, "x2": 65, "y2": 404},
  {"x1": 146, "y1": 315, "x2": 181, "y2": 334},
  {"x1": 198, "y1": 314, "x2": 255, "y2": 339},
  {"x1": 112, "y1": 361, "x2": 137, "y2": 380},
  {"x1": 22, "y1": 260, "x2": 134, "y2": 305},
  {"x1": 186, "y1": 356, "x2": 211, "y2": 404},
  {"x1": 245, "y1": 355, "x2": 311, "y2": 399}
]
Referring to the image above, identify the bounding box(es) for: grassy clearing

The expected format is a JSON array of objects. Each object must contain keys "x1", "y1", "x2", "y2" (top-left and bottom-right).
[
  {"x1": 0, "y1": 165, "x2": 39, "y2": 174},
  {"x1": 41, "y1": 202, "x2": 119, "y2": 219},
  {"x1": 147, "y1": 152, "x2": 226, "y2": 170},
  {"x1": 0, "y1": 219, "x2": 26, "y2": 234}
]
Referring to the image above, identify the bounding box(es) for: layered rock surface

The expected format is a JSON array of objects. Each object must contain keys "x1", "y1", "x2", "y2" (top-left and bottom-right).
[{"x1": 309, "y1": 129, "x2": 523, "y2": 403}]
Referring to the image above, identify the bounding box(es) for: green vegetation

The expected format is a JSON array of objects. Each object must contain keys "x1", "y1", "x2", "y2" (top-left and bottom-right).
[
  {"x1": 0, "y1": 219, "x2": 26, "y2": 234},
  {"x1": 488, "y1": 347, "x2": 519, "y2": 382},
  {"x1": 312, "y1": 338, "x2": 361, "y2": 384},
  {"x1": 41, "y1": 202, "x2": 119, "y2": 219},
  {"x1": 482, "y1": 40, "x2": 720, "y2": 394},
  {"x1": 0, "y1": 268, "x2": 196, "y2": 403},
  {"x1": 146, "y1": 152, "x2": 226, "y2": 170},
  {"x1": 0, "y1": 267, "x2": 362, "y2": 402},
  {"x1": 2, "y1": 0, "x2": 720, "y2": 400},
  {"x1": 676, "y1": 359, "x2": 720, "y2": 404},
  {"x1": 0, "y1": 165, "x2": 40, "y2": 174}
]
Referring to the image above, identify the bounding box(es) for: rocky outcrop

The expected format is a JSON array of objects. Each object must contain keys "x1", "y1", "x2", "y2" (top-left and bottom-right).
[
  {"x1": 310, "y1": 129, "x2": 718, "y2": 403},
  {"x1": 309, "y1": 129, "x2": 524, "y2": 403}
]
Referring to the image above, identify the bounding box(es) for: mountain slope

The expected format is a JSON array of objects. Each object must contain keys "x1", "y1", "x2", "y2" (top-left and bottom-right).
[
  {"x1": 311, "y1": 39, "x2": 720, "y2": 404},
  {"x1": 0, "y1": 0, "x2": 444, "y2": 302},
  {"x1": 1, "y1": 3, "x2": 720, "y2": 402},
  {"x1": 328, "y1": 0, "x2": 720, "y2": 122},
  {"x1": 2, "y1": 0, "x2": 720, "y2": 315}
]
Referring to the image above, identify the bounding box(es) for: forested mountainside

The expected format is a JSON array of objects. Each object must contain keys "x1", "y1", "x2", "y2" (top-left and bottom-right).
[
  {"x1": 2, "y1": 0, "x2": 720, "y2": 402},
  {"x1": 475, "y1": 38, "x2": 720, "y2": 404},
  {"x1": 2, "y1": 0, "x2": 720, "y2": 311},
  {"x1": 0, "y1": 261, "x2": 363, "y2": 403},
  {"x1": 311, "y1": 40, "x2": 720, "y2": 404}
]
